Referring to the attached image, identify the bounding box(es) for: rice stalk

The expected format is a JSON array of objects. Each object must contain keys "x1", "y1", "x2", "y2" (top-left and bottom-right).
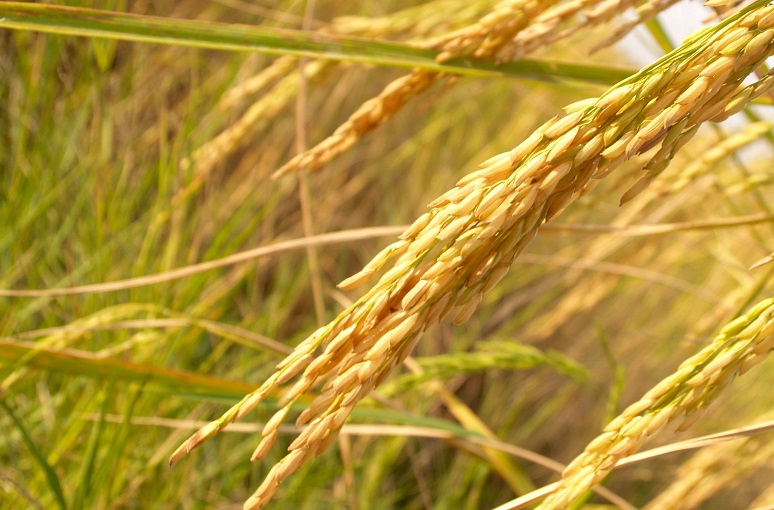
[
  {"x1": 535, "y1": 297, "x2": 774, "y2": 509},
  {"x1": 170, "y1": 2, "x2": 774, "y2": 508}
]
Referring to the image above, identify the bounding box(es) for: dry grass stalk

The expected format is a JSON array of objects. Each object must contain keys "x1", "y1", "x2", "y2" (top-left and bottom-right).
[
  {"x1": 751, "y1": 252, "x2": 774, "y2": 269},
  {"x1": 537, "y1": 298, "x2": 774, "y2": 509},
  {"x1": 643, "y1": 425, "x2": 774, "y2": 510},
  {"x1": 170, "y1": 3, "x2": 774, "y2": 508}
]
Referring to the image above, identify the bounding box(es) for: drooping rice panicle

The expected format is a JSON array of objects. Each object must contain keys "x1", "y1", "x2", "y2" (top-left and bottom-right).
[
  {"x1": 332, "y1": 0, "x2": 499, "y2": 40},
  {"x1": 272, "y1": 0, "x2": 551, "y2": 178},
  {"x1": 430, "y1": 0, "x2": 554, "y2": 61},
  {"x1": 170, "y1": 2, "x2": 774, "y2": 508},
  {"x1": 496, "y1": 0, "x2": 639, "y2": 61},
  {"x1": 536, "y1": 297, "x2": 774, "y2": 509},
  {"x1": 184, "y1": 0, "x2": 499, "y2": 177},
  {"x1": 180, "y1": 61, "x2": 325, "y2": 176},
  {"x1": 195, "y1": 0, "x2": 677, "y2": 181},
  {"x1": 272, "y1": 0, "x2": 700, "y2": 178}
]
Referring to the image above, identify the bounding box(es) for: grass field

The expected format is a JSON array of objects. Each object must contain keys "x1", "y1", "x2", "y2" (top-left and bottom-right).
[{"x1": 2, "y1": 1, "x2": 774, "y2": 509}]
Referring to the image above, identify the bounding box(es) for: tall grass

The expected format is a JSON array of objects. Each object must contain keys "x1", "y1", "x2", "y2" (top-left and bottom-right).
[{"x1": 2, "y1": 1, "x2": 774, "y2": 509}]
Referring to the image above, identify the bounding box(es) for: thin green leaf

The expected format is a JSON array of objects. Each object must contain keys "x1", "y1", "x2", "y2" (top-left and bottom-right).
[
  {"x1": 1, "y1": 401, "x2": 67, "y2": 510},
  {"x1": 95, "y1": 387, "x2": 142, "y2": 506},
  {"x1": 595, "y1": 324, "x2": 625, "y2": 425},
  {"x1": 0, "y1": 339, "x2": 254, "y2": 398},
  {"x1": 70, "y1": 381, "x2": 111, "y2": 510},
  {"x1": 644, "y1": 18, "x2": 674, "y2": 54},
  {"x1": 0, "y1": 2, "x2": 634, "y2": 85},
  {"x1": 381, "y1": 341, "x2": 589, "y2": 394}
]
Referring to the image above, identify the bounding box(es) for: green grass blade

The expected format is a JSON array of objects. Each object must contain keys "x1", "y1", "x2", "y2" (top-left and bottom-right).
[
  {"x1": 595, "y1": 324, "x2": 626, "y2": 425},
  {"x1": 1, "y1": 400, "x2": 67, "y2": 510},
  {"x1": 0, "y1": 339, "x2": 254, "y2": 398},
  {"x1": 383, "y1": 341, "x2": 590, "y2": 393},
  {"x1": 643, "y1": 18, "x2": 674, "y2": 54},
  {"x1": 96, "y1": 387, "x2": 141, "y2": 505},
  {"x1": 70, "y1": 381, "x2": 111, "y2": 510},
  {"x1": 0, "y1": 2, "x2": 634, "y2": 85}
]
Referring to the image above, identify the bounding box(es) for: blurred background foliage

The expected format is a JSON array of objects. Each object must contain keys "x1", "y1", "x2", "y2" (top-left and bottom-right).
[{"x1": 2, "y1": 1, "x2": 774, "y2": 509}]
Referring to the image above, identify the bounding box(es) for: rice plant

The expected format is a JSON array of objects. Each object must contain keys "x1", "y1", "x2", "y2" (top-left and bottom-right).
[{"x1": 2, "y1": 1, "x2": 774, "y2": 509}]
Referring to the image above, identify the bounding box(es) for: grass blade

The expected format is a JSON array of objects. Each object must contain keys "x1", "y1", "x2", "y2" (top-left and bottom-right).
[
  {"x1": 0, "y1": 2, "x2": 634, "y2": 85},
  {"x1": 0, "y1": 339, "x2": 254, "y2": 398},
  {"x1": 1, "y1": 400, "x2": 67, "y2": 510},
  {"x1": 69, "y1": 381, "x2": 111, "y2": 510}
]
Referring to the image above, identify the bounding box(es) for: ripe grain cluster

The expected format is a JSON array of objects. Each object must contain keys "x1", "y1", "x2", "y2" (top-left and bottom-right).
[
  {"x1": 171, "y1": 1, "x2": 774, "y2": 508},
  {"x1": 272, "y1": 0, "x2": 680, "y2": 178},
  {"x1": 537, "y1": 298, "x2": 774, "y2": 509}
]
